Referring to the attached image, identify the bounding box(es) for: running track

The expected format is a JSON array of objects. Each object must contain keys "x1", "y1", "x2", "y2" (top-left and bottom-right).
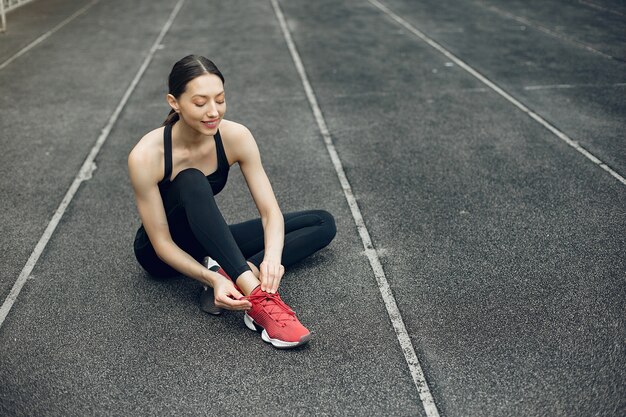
[{"x1": 0, "y1": 0, "x2": 624, "y2": 415}]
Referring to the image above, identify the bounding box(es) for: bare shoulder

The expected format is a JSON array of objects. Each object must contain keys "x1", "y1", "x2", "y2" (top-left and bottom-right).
[
  {"x1": 128, "y1": 126, "x2": 165, "y2": 186},
  {"x1": 218, "y1": 119, "x2": 258, "y2": 163},
  {"x1": 219, "y1": 119, "x2": 254, "y2": 142}
]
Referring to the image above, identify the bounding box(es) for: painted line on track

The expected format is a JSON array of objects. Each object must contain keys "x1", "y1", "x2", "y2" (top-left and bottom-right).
[
  {"x1": 0, "y1": 0, "x2": 100, "y2": 71},
  {"x1": 578, "y1": 0, "x2": 625, "y2": 17},
  {"x1": 269, "y1": 1, "x2": 441, "y2": 416},
  {"x1": 0, "y1": 0, "x2": 186, "y2": 328},
  {"x1": 473, "y1": 0, "x2": 618, "y2": 61},
  {"x1": 523, "y1": 82, "x2": 626, "y2": 91},
  {"x1": 368, "y1": 0, "x2": 626, "y2": 186}
]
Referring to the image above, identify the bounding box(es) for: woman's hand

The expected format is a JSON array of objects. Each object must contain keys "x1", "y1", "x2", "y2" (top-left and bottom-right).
[
  {"x1": 259, "y1": 259, "x2": 285, "y2": 294},
  {"x1": 213, "y1": 276, "x2": 252, "y2": 311}
]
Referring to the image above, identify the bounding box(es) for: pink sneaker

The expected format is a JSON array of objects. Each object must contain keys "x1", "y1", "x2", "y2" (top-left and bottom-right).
[{"x1": 243, "y1": 286, "x2": 311, "y2": 349}]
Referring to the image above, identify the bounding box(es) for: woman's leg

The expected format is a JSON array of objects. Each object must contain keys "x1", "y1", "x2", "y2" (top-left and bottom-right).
[
  {"x1": 134, "y1": 169, "x2": 335, "y2": 291},
  {"x1": 134, "y1": 225, "x2": 179, "y2": 278},
  {"x1": 135, "y1": 168, "x2": 255, "y2": 285},
  {"x1": 229, "y1": 210, "x2": 337, "y2": 269}
]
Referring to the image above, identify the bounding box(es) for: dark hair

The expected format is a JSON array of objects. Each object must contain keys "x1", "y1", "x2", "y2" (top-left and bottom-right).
[{"x1": 163, "y1": 55, "x2": 225, "y2": 126}]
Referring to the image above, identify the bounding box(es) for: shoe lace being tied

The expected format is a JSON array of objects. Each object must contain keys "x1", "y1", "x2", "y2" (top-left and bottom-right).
[{"x1": 247, "y1": 292, "x2": 296, "y2": 325}]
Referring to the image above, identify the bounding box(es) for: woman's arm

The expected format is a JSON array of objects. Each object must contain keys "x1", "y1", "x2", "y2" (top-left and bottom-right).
[
  {"x1": 226, "y1": 122, "x2": 285, "y2": 293},
  {"x1": 127, "y1": 136, "x2": 250, "y2": 310}
]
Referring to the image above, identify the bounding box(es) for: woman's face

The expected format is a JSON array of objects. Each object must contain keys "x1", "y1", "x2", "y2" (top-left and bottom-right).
[{"x1": 170, "y1": 73, "x2": 226, "y2": 135}]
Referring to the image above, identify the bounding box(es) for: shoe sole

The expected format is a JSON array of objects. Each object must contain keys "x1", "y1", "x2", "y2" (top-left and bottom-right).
[
  {"x1": 201, "y1": 257, "x2": 227, "y2": 315},
  {"x1": 201, "y1": 305, "x2": 223, "y2": 316},
  {"x1": 244, "y1": 313, "x2": 311, "y2": 349},
  {"x1": 200, "y1": 286, "x2": 223, "y2": 316}
]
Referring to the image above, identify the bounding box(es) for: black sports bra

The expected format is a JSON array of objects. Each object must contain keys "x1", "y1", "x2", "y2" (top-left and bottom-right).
[{"x1": 157, "y1": 123, "x2": 230, "y2": 197}]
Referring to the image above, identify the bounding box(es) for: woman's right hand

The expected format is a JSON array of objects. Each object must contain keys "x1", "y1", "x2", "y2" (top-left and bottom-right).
[{"x1": 212, "y1": 276, "x2": 252, "y2": 311}]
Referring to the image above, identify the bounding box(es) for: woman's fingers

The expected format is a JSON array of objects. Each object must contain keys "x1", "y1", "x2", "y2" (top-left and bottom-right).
[
  {"x1": 216, "y1": 295, "x2": 251, "y2": 311},
  {"x1": 267, "y1": 263, "x2": 284, "y2": 294},
  {"x1": 260, "y1": 261, "x2": 285, "y2": 293},
  {"x1": 260, "y1": 262, "x2": 270, "y2": 292},
  {"x1": 261, "y1": 261, "x2": 275, "y2": 292},
  {"x1": 269, "y1": 265, "x2": 277, "y2": 293},
  {"x1": 271, "y1": 265, "x2": 284, "y2": 293},
  {"x1": 214, "y1": 285, "x2": 251, "y2": 310}
]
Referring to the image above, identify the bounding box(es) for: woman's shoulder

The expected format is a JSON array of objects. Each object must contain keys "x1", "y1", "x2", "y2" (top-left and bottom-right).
[
  {"x1": 129, "y1": 126, "x2": 165, "y2": 159},
  {"x1": 128, "y1": 126, "x2": 166, "y2": 182},
  {"x1": 219, "y1": 119, "x2": 253, "y2": 141},
  {"x1": 219, "y1": 119, "x2": 257, "y2": 162}
]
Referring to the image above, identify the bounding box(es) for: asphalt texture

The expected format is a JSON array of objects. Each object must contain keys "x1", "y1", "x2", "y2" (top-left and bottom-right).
[{"x1": 0, "y1": 0, "x2": 624, "y2": 416}]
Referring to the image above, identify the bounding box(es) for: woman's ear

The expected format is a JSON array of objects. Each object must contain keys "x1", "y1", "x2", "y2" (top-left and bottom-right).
[{"x1": 166, "y1": 94, "x2": 179, "y2": 113}]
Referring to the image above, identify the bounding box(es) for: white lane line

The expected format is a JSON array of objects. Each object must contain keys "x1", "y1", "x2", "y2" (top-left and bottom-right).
[
  {"x1": 472, "y1": 1, "x2": 617, "y2": 61},
  {"x1": 523, "y1": 82, "x2": 626, "y2": 91},
  {"x1": 0, "y1": 0, "x2": 100, "y2": 71},
  {"x1": 0, "y1": 0, "x2": 186, "y2": 328},
  {"x1": 578, "y1": 0, "x2": 626, "y2": 17},
  {"x1": 368, "y1": 0, "x2": 626, "y2": 186},
  {"x1": 269, "y1": 1, "x2": 441, "y2": 416}
]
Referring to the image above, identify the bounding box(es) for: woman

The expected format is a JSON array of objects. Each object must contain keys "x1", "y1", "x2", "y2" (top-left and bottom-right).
[{"x1": 129, "y1": 55, "x2": 336, "y2": 349}]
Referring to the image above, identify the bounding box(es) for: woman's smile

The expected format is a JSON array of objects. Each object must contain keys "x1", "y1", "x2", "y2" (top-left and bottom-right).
[{"x1": 201, "y1": 118, "x2": 220, "y2": 129}]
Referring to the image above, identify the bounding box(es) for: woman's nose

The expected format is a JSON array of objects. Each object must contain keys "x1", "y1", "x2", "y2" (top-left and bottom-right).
[{"x1": 206, "y1": 101, "x2": 219, "y2": 118}]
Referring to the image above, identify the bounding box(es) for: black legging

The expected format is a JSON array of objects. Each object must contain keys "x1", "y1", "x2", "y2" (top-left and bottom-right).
[{"x1": 133, "y1": 168, "x2": 336, "y2": 279}]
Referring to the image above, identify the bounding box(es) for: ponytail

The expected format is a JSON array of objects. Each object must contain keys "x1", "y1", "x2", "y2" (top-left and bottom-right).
[{"x1": 162, "y1": 109, "x2": 179, "y2": 126}]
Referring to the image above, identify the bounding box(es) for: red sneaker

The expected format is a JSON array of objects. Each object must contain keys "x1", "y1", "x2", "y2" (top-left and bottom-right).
[
  {"x1": 200, "y1": 257, "x2": 234, "y2": 316},
  {"x1": 243, "y1": 286, "x2": 311, "y2": 349},
  {"x1": 204, "y1": 256, "x2": 231, "y2": 280}
]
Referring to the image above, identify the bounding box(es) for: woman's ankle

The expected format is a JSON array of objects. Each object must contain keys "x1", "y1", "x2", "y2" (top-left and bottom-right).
[
  {"x1": 235, "y1": 270, "x2": 261, "y2": 296},
  {"x1": 247, "y1": 261, "x2": 260, "y2": 278}
]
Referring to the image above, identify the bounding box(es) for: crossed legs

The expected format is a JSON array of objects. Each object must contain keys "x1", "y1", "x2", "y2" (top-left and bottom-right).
[{"x1": 136, "y1": 168, "x2": 336, "y2": 294}]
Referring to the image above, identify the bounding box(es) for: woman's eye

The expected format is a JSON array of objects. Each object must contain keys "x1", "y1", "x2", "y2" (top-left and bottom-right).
[
  {"x1": 195, "y1": 103, "x2": 205, "y2": 107},
  {"x1": 216, "y1": 101, "x2": 225, "y2": 105}
]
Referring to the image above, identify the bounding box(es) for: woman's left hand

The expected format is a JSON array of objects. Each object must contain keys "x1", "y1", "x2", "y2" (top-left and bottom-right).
[{"x1": 259, "y1": 259, "x2": 285, "y2": 294}]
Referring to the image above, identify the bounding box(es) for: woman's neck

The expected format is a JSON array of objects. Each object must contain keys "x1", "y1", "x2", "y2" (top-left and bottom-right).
[{"x1": 172, "y1": 119, "x2": 209, "y2": 148}]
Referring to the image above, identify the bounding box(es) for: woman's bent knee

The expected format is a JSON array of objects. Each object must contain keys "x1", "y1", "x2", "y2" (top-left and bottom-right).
[
  {"x1": 170, "y1": 168, "x2": 214, "y2": 202},
  {"x1": 172, "y1": 167, "x2": 206, "y2": 186},
  {"x1": 314, "y1": 209, "x2": 336, "y2": 246}
]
